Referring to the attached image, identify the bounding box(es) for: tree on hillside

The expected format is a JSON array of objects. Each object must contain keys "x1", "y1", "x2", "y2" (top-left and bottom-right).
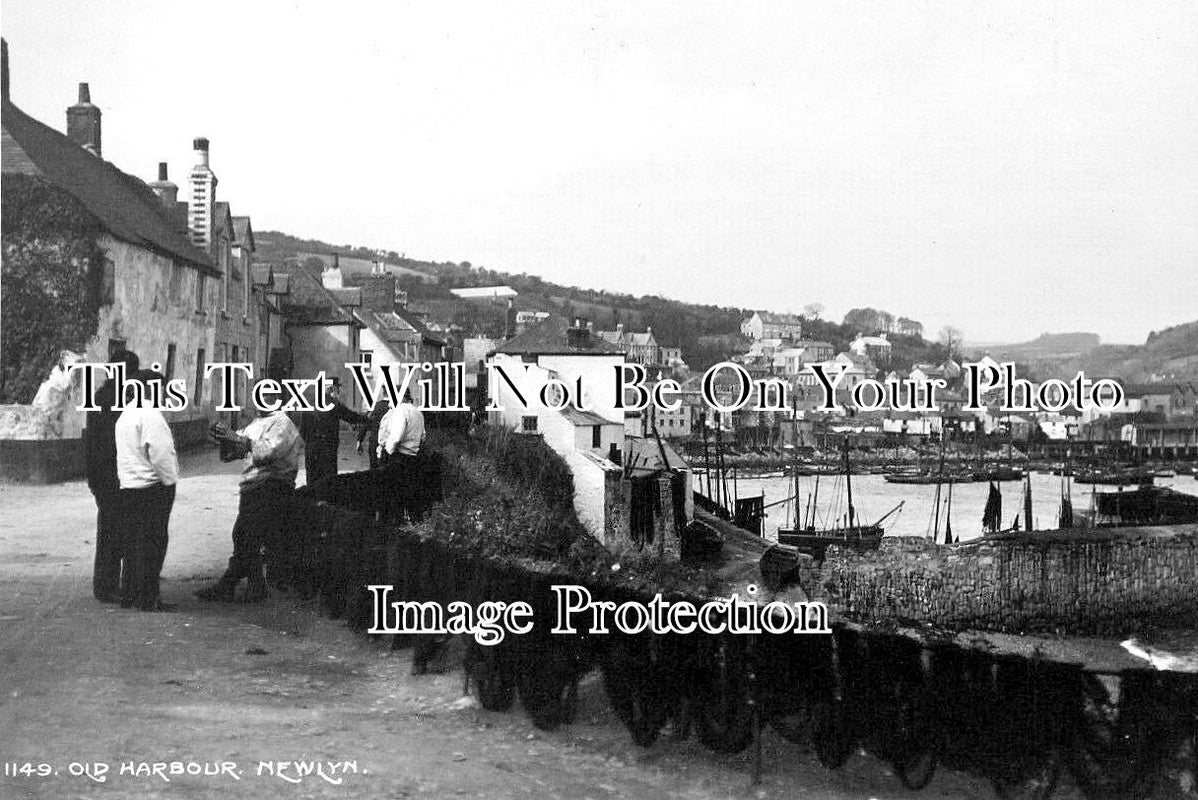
[
  {"x1": 803, "y1": 302, "x2": 825, "y2": 320},
  {"x1": 843, "y1": 307, "x2": 887, "y2": 333},
  {"x1": 939, "y1": 325, "x2": 963, "y2": 357}
]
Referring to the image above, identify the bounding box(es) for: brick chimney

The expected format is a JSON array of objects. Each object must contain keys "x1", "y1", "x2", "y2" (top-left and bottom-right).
[
  {"x1": 362, "y1": 274, "x2": 397, "y2": 312},
  {"x1": 67, "y1": 83, "x2": 101, "y2": 157},
  {"x1": 2, "y1": 39, "x2": 9, "y2": 102},
  {"x1": 149, "y1": 162, "x2": 178, "y2": 208},
  {"x1": 187, "y1": 138, "x2": 217, "y2": 249}
]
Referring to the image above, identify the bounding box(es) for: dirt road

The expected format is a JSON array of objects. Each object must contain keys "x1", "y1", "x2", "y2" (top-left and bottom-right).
[{"x1": 1, "y1": 442, "x2": 1022, "y2": 800}]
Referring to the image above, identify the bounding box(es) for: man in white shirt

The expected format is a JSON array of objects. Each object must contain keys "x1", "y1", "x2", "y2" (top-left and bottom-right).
[
  {"x1": 376, "y1": 396, "x2": 425, "y2": 463},
  {"x1": 114, "y1": 370, "x2": 179, "y2": 612},
  {"x1": 198, "y1": 407, "x2": 303, "y2": 603},
  {"x1": 371, "y1": 392, "x2": 433, "y2": 523}
]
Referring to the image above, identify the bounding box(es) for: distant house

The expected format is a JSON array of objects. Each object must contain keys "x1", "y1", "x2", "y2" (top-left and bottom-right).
[
  {"x1": 343, "y1": 272, "x2": 447, "y2": 408},
  {"x1": 834, "y1": 352, "x2": 878, "y2": 386},
  {"x1": 771, "y1": 340, "x2": 834, "y2": 377},
  {"x1": 486, "y1": 317, "x2": 627, "y2": 539},
  {"x1": 850, "y1": 332, "x2": 892, "y2": 366},
  {"x1": 487, "y1": 317, "x2": 626, "y2": 456},
  {"x1": 272, "y1": 262, "x2": 364, "y2": 393},
  {"x1": 596, "y1": 323, "x2": 661, "y2": 366},
  {"x1": 741, "y1": 311, "x2": 803, "y2": 341}
]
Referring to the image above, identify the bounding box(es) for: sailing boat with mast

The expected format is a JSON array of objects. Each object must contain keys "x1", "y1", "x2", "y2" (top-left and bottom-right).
[{"x1": 777, "y1": 435, "x2": 903, "y2": 560}]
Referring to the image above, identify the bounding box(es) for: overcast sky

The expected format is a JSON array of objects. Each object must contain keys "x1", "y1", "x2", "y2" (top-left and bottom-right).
[{"x1": 4, "y1": 1, "x2": 1196, "y2": 344}]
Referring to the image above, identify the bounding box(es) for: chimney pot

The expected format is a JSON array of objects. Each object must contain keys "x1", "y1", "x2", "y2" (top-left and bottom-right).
[
  {"x1": 157, "y1": 162, "x2": 168, "y2": 181},
  {"x1": 77, "y1": 82, "x2": 90, "y2": 103}
]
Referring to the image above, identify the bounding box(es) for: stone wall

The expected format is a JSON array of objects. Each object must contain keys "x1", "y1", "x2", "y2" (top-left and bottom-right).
[{"x1": 818, "y1": 527, "x2": 1198, "y2": 635}]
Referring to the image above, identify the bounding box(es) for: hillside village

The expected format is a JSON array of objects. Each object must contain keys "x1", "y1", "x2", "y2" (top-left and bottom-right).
[{"x1": 3, "y1": 45, "x2": 1197, "y2": 516}]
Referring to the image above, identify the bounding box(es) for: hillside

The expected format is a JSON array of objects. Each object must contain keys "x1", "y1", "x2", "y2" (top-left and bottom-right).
[
  {"x1": 972, "y1": 322, "x2": 1198, "y2": 384},
  {"x1": 254, "y1": 230, "x2": 957, "y2": 372},
  {"x1": 1065, "y1": 321, "x2": 1198, "y2": 383}
]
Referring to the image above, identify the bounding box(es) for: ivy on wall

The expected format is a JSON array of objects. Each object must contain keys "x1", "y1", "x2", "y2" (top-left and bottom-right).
[{"x1": 1, "y1": 174, "x2": 107, "y2": 404}]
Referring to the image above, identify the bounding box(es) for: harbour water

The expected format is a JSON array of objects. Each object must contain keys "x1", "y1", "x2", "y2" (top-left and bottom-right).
[{"x1": 698, "y1": 470, "x2": 1198, "y2": 544}]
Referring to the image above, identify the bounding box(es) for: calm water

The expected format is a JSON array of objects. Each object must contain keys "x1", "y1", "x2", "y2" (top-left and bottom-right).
[{"x1": 696, "y1": 470, "x2": 1198, "y2": 544}]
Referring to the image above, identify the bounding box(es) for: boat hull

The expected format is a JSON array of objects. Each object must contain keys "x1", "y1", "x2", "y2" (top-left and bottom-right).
[{"x1": 776, "y1": 525, "x2": 884, "y2": 560}]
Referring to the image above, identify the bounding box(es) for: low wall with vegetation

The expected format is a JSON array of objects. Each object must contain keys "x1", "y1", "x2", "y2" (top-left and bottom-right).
[
  {"x1": 260, "y1": 427, "x2": 1197, "y2": 799},
  {"x1": 819, "y1": 528, "x2": 1198, "y2": 635}
]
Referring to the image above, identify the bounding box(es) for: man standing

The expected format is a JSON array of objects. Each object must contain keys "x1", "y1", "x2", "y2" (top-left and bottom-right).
[
  {"x1": 375, "y1": 392, "x2": 427, "y2": 521},
  {"x1": 114, "y1": 369, "x2": 179, "y2": 612},
  {"x1": 299, "y1": 378, "x2": 369, "y2": 488},
  {"x1": 84, "y1": 349, "x2": 139, "y2": 603},
  {"x1": 198, "y1": 406, "x2": 303, "y2": 603},
  {"x1": 377, "y1": 392, "x2": 425, "y2": 465}
]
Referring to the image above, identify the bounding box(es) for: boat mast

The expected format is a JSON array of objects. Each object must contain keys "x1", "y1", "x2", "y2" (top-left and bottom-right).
[
  {"x1": 844, "y1": 435, "x2": 855, "y2": 528},
  {"x1": 1023, "y1": 472, "x2": 1034, "y2": 532}
]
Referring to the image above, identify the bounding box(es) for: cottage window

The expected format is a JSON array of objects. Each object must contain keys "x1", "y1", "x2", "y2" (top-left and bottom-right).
[
  {"x1": 193, "y1": 348, "x2": 206, "y2": 406},
  {"x1": 168, "y1": 261, "x2": 184, "y2": 304},
  {"x1": 165, "y1": 344, "x2": 177, "y2": 380},
  {"x1": 195, "y1": 273, "x2": 206, "y2": 312},
  {"x1": 592, "y1": 425, "x2": 602, "y2": 448},
  {"x1": 521, "y1": 416, "x2": 538, "y2": 433}
]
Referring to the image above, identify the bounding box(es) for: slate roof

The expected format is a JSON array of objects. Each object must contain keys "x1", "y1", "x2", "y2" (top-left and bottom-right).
[
  {"x1": 624, "y1": 436, "x2": 690, "y2": 477},
  {"x1": 496, "y1": 316, "x2": 624, "y2": 356},
  {"x1": 272, "y1": 264, "x2": 361, "y2": 327},
  {"x1": 560, "y1": 407, "x2": 620, "y2": 427},
  {"x1": 2, "y1": 96, "x2": 215, "y2": 274},
  {"x1": 232, "y1": 216, "x2": 253, "y2": 249}
]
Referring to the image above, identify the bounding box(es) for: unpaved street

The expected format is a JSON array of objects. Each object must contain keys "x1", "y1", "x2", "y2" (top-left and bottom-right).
[{"x1": 2, "y1": 443, "x2": 1012, "y2": 800}]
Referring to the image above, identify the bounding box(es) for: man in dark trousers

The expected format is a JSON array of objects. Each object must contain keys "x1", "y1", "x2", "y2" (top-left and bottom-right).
[
  {"x1": 114, "y1": 369, "x2": 179, "y2": 611},
  {"x1": 298, "y1": 377, "x2": 368, "y2": 488},
  {"x1": 83, "y1": 349, "x2": 139, "y2": 603},
  {"x1": 198, "y1": 405, "x2": 303, "y2": 603}
]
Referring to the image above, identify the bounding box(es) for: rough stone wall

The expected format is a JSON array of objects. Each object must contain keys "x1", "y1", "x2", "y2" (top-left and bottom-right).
[{"x1": 818, "y1": 528, "x2": 1198, "y2": 635}]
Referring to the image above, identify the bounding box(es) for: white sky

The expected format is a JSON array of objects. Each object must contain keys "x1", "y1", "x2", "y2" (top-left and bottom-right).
[{"x1": 3, "y1": 1, "x2": 1196, "y2": 344}]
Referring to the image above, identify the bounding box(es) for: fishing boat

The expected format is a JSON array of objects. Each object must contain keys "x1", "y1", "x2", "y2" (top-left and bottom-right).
[
  {"x1": 776, "y1": 436, "x2": 902, "y2": 560},
  {"x1": 884, "y1": 471, "x2": 972, "y2": 485},
  {"x1": 971, "y1": 465, "x2": 1023, "y2": 482},
  {"x1": 1074, "y1": 468, "x2": 1154, "y2": 486}
]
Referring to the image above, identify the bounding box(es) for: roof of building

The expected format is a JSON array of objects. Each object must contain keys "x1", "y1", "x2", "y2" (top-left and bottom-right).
[
  {"x1": 495, "y1": 316, "x2": 624, "y2": 357},
  {"x1": 853, "y1": 333, "x2": 892, "y2": 347},
  {"x1": 327, "y1": 287, "x2": 361, "y2": 307},
  {"x1": 273, "y1": 264, "x2": 361, "y2": 327},
  {"x1": 357, "y1": 307, "x2": 445, "y2": 347},
  {"x1": 232, "y1": 216, "x2": 253, "y2": 249},
  {"x1": 560, "y1": 407, "x2": 620, "y2": 428},
  {"x1": 2, "y1": 96, "x2": 215, "y2": 273},
  {"x1": 755, "y1": 311, "x2": 804, "y2": 326},
  {"x1": 1120, "y1": 383, "x2": 1175, "y2": 398},
  {"x1": 624, "y1": 436, "x2": 690, "y2": 477},
  {"x1": 836, "y1": 352, "x2": 878, "y2": 373}
]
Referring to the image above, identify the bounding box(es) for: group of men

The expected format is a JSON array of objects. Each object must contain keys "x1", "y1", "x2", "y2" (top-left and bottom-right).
[{"x1": 84, "y1": 354, "x2": 425, "y2": 609}]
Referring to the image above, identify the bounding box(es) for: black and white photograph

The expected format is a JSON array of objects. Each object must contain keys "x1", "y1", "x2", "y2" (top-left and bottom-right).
[{"x1": 2, "y1": 3, "x2": 1197, "y2": 798}]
